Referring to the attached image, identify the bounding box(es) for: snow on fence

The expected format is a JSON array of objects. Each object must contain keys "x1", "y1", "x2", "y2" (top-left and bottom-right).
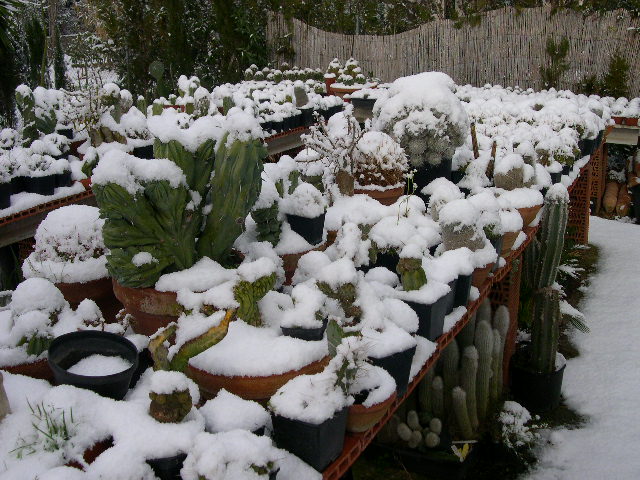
[{"x1": 267, "y1": 7, "x2": 640, "y2": 95}]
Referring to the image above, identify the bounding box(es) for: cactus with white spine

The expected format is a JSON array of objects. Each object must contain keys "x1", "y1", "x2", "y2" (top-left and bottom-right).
[
  {"x1": 452, "y1": 387, "x2": 474, "y2": 439},
  {"x1": 441, "y1": 340, "x2": 460, "y2": 412},
  {"x1": 491, "y1": 328, "x2": 503, "y2": 405},
  {"x1": 418, "y1": 368, "x2": 434, "y2": 413},
  {"x1": 397, "y1": 422, "x2": 412, "y2": 442},
  {"x1": 493, "y1": 306, "x2": 510, "y2": 343},
  {"x1": 407, "y1": 410, "x2": 421, "y2": 431},
  {"x1": 474, "y1": 320, "x2": 494, "y2": 421},
  {"x1": 460, "y1": 346, "x2": 479, "y2": 430},
  {"x1": 457, "y1": 311, "x2": 477, "y2": 349},
  {"x1": 477, "y1": 299, "x2": 492, "y2": 324},
  {"x1": 408, "y1": 430, "x2": 423, "y2": 449},
  {"x1": 425, "y1": 431, "x2": 440, "y2": 448},
  {"x1": 431, "y1": 376, "x2": 445, "y2": 419}
]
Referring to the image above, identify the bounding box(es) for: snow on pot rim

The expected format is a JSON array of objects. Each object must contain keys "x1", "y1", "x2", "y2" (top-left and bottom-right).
[
  {"x1": 497, "y1": 187, "x2": 544, "y2": 210},
  {"x1": 348, "y1": 362, "x2": 396, "y2": 408}
]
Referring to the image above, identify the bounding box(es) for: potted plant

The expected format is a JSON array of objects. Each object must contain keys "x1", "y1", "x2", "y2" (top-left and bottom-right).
[
  {"x1": 346, "y1": 361, "x2": 397, "y2": 433},
  {"x1": 373, "y1": 72, "x2": 468, "y2": 195},
  {"x1": 93, "y1": 108, "x2": 267, "y2": 335},
  {"x1": 279, "y1": 283, "x2": 328, "y2": 341},
  {"x1": 22, "y1": 205, "x2": 121, "y2": 321},
  {"x1": 511, "y1": 185, "x2": 576, "y2": 413},
  {"x1": 352, "y1": 131, "x2": 409, "y2": 205},
  {"x1": 280, "y1": 182, "x2": 327, "y2": 246}
]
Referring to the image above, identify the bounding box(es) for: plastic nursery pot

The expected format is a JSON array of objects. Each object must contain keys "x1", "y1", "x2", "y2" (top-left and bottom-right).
[
  {"x1": 146, "y1": 452, "x2": 187, "y2": 480},
  {"x1": 350, "y1": 97, "x2": 376, "y2": 122},
  {"x1": 132, "y1": 144, "x2": 154, "y2": 159},
  {"x1": 0, "y1": 181, "x2": 11, "y2": 209},
  {"x1": 346, "y1": 390, "x2": 397, "y2": 434},
  {"x1": 510, "y1": 347, "x2": 566, "y2": 413},
  {"x1": 281, "y1": 317, "x2": 328, "y2": 341},
  {"x1": 501, "y1": 230, "x2": 519, "y2": 255},
  {"x1": 25, "y1": 175, "x2": 57, "y2": 196},
  {"x1": 450, "y1": 170, "x2": 465, "y2": 184},
  {"x1": 443, "y1": 278, "x2": 457, "y2": 315},
  {"x1": 10, "y1": 176, "x2": 25, "y2": 195},
  {"x1": 561, "y1": 164, "x2": 572, "y2": 176},
  {"x1": 406, "y1": 295, "x2": 448, "y2": 342},
  {"x1": 286, "y1": 212, "x2": 325, "y2": 246},
  {"x1": 578, "y1": 139, "x2": 594, "y2": 158},
  {"x1": 549, "y1": 171, "x2": 562, "y2": 184},
  {"x1": 271, "y1": 407, "x2": 349, "y2": 471},
  {"x1": 353, "y1": 185, "x2": 405, "y2": 206},
  {"x1": 370, "y1": 345, "x2": 417, "y2": 397},
  {"x1": 299, "y1": 106, "x2": 314, "y2": 127},
  {"x1": 56, "y1": 128, "x2": 74, "y2": 140},
  {"x1": 414, "y1": 157, "x2": 453, "y2": 196},
  {"x1": 452, "y1": 273, "x2": 472, "y2": 309},
  {"x1": 55, "y1": 170, "x2": 73, "y2": 188},
  {"x1": 489, "y1": 236, "x2": 503, "y2": 272},
  {"x1": 47, "y1": 330, "x2": 139, "y2": 400},
  {"x1": 518, "y1": 204, "x2": 542, "y2": 228}
]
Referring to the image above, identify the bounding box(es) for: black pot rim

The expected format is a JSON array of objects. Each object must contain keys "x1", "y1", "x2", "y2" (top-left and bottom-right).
[{"x1": 48, "y1": 330, "x2": 139, "y2": 381}]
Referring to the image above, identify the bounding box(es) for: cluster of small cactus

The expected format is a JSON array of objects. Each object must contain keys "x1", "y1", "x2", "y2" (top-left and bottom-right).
[
  {"x1": 523, "y1": 186, "x2": 569, "y2": 374},
  {"x1": 384, "y1": 301, "x2": 510, "y2": 448},
  {"x1": 317, "y1": 281, "x2": 361, "y2": 320},
  {"x1": 251, "y1": 204, "x2": 282, "y2": 246},
  {"x1": 15, "y1": 86, "x2": 57, "y2": 146},
  {"x1": 233, "y1": 273, "x2": 277, "y2": 327}
]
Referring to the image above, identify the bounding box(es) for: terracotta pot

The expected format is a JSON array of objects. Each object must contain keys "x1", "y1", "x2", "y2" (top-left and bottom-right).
[
  {"x1": 354, "y1": 185, "x2": 404, "y2": 206},
  {"x1": 326, "y1": 230, "x2": 338, "y2": 246},
  {"x1": 501, "y1": 230, "x2": 520, "y2": 255},
  {"x1": 347, "y1": 391, "x2": 396, "y2": 433},
  {"x1": 324, "y1": 77, "x2": 336, "y2": 93},
  {"x1": 80, "y1": 178, "x2": 92, "y2": 190},
  {"x1": 472, "y1": 262, "x2": 495, "y2": 289},
  {"x1": 56, "y1": 277, "x2": 123, "y2": 322},
  {"x1": 624, "y1": 117, "x2": 639, "y2": 126},
  {"x1": 281, "y1": 243, "x2": 327, "y2": 286},
  {"x1": 67, "y1": 437, "x2": 114, "y2": 469},
  {"x1": 186, "y1": 356, "x2": 330, "y2": 401},
  {"x1": 111, "y1": 279, "x2": 180, "y2": 336},
  {"x1": 517, "y1": 204, "x2": 542, "y2": 228},
  {"x1": 2, "y1": 358, "x2": 54, "y2": 382},
  {"x1": 329, "y1": 85, "x2": 365, "y2": 100},
  {"x1": 612, "y1": 116, "x2": 624, "y2": 125}
]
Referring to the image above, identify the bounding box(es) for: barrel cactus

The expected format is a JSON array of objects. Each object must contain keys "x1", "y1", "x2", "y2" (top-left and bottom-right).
[
  {"x1": 396, "y1": 257, "x2": 427, "y2": 291},
  {"x1": 148, "y1": 371, "x2": 193, "y2": 423}
]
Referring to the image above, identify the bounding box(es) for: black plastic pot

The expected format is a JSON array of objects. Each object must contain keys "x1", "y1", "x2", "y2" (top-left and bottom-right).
[
  {"x1": 549, "y1": 171, "x2": 562, "y2": 184},
  {"x1": 56, "y1": 128, "x2": 74, "y2": 140},
  {"x1": 578, "y1": 139, "x2": 594, "y2": 158},
  {"x1": 414, "y1": 158, "x2": 452, "y2": 203},
  {"x1": 26, "y1": 175, "x2": 57, "y2": 195},
  {"x1": 631, "y1": 184, "x2": 640, "y2": 224},
  {"x1": 443, "y1": 278, "x2": 457, "y2": 315},
  {"x1": 350, "y1": 97, "x2": 376, "y2": 120},
  {"x1": 10, "y1": 176, "x2": 25, "y2": 195},
  {"x1": 406, "y1": 293, "x2": 448, "y2": 341},
  {"x1": 489, "y1": 236, "x2": 503, "y2": 272},
  {"x1": 299, "y1": 107, "x2": 314, "y2": 127},
  {"x1": 130, "y1": 348, "x2": 153, "y2": 389},
  {"x1": 133, "y1": 145, "x2": 154, "y2": 159},
  {"x1": 286, "y1": 212, "x2": 325, "y2": 245},
  {"x1": 450, "y1": 170, "x2": 465, "y2": 184},
  {"x1": 510, "y1": 348, "x2": 566, "y2": 413},
  {"x1": 48, "y1": 331, "x2": 139, "y2": 400},
  {"x1": 374, "y1": 250, "x2": 400, "y2": 272},
  {"x1": 272, "y1": 407, "x2": 348, "y2": 471},
  {"x1": 281, "y1": 317, "x2": 328, "y2": 341},
  {"x1": 55, "y1": 170, "x2": 73, "y2": 188},
  {"x1": 561, "y1": 164, "x2": 572, "y2": 176},
  {"x1": 452, "y1": 273, "x2": 472, "y2": 309},
  {"x1": 0, "y1": 181, "x2": 11, "y2": 209},
  {"x1": 370, "y1": 345, "x2": 417, "y2": 396},
  {"x1": 146, "y1": 453, "x2": 187, "y2": 480}
]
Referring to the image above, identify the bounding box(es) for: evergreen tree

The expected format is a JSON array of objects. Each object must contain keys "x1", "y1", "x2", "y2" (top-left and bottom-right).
[
  {"x1": 53, "y1": 25, "x2": 65, "y2": 89},
  {"x1": 540, "y1": 36, "x2": 570, "y2": 89},
  {"x1": 600, "y1": 53, "x2": 630, "y2": 99}
]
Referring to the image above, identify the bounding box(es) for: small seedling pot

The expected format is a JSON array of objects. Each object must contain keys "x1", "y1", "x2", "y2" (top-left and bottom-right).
[
  {"x1": 281, "y1": 317, "x2": 328, "y2": 341},
  {"x1": 286, "y1": 212, "x2": 325, "y2": 245},
  {"x1": 26, "y1": 175, "x2": 57, "y2": 195},
  {"x1": 452, "y1": 273, "x2": 472, "y2": 308},
  {"x1": 271, "y1": 407, "x2": 348, "y2": 471},
  {"x1": 48, "y1": 331, "x2": 139, "y2": 400},
  {"x1": 56, "y1": 128, "x2": 74, "y2": 140},
  {"x1": 549, "y1": 171, "x2": 562, "y2": 184},
  {"x1": 370, "y1": 345, "x2": 417, "y2": 397},
  {"x1": 146, "y1": 452, "x2": 187, "y2": 480},
  {"x1": 406, "y1": 294, "x2": 448, "y2": 342},
  {"x1": 55, "y1": 170, "x2": 73, "y2": 188}
]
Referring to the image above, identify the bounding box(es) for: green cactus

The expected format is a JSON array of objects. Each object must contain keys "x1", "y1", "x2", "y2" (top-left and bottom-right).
[
  {"x1": 149, "y1": 388, "x2": 192, "y2": 423},
  {"x1": 149, "y1": 310, "x2": 235, "y2": 372},
  {"x1": 452, "y1": 387, "x2": 474, "y2": 439},
  {"x1": 149, "y1": 61, "x2": 170, "y2": 98},
  {"x1": 490, "y1": 328, "x2": 503, "y2": 405},
  {"x1": 136, "y1": 95, "x2": 147, "y2": 113},
  {"x1": 418, "y1": 368, "x2": 434, "y2": 414},
  {"x1": 474, "y1": 320, "x2": 493, "y2": 421},
  {"x1": 531, "y1": 287, "x2": 561, "y2": 374},
  {"x1": 396, "y1": 257, "x2": 427, "y2": 291},
  {"x1": 233, "y1": 273, "x2": 277, "y2": 327},
  {"x1": 441, "y1": 340, "x2": 459, "y2": 413},
  {"x1": 152, "y1": 100, "x2": 164, "y2": 116},
  {"x1": 460, "y1": 346, "x2": 479, "y2": 430},
  {"x1": 16, "y1": 87, "x2": 56, "y2": 145},
  {"x1": 431, "y1": 376, "x2": 444, "y2": 419},
  {"x1": 317, "y1": 281, "x2": 361, "y2": 319},
  {"x1": 251, "y1": 204, "x2": 282, "y2": 246},
  {"x1": 197, "y1": 134, "x2": 266, "y2": 263},
  {"x1": 18, "y1": 333, "x2": 53, "y2": 356},
  {"x1": 222, "y1": 96, "x2": 235, "y2": 115},
  {"x1": 535, "y1": 192, "x2": 568, "y2": 289}
]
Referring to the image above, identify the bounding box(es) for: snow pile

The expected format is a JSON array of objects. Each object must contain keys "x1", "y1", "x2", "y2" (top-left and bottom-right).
[{"x1": 200, "y1": 389, "x2": 271, "y2": 434}]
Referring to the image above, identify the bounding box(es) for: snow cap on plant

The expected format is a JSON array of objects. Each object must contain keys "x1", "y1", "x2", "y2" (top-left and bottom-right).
[
  {"x1": 354, "y1": 131, "x2": 408, "y2": 188},
  {"x1": 373, "y1": 72, "x2": 469, "y2": 168}
]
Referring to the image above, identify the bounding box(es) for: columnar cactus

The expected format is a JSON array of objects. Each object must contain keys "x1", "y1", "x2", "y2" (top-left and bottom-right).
[
  {"x1": 460, "y1": 346, "x2": 479, "y2": 430},
  {"x1": 431, "y1": 376, "x2": 445, "y2": 419},
  {"x1": 442, "y1": 340, "x2": 459, "y2": 412},
  {"x1": 457, "y1": 312, "x2": 476, "y2": 349},
  {"x1": 452, "y1": 387, "x2": 474, "y2": 439},
  {"x1": 490, "y1": 329, "x2": 503, "y2": 405},
  {"x1": 531, "y1": 287, "x2": 561, "y2": 374},
  {"x1": 535, "y1": 187, "x2": 569, "y2": 289},
  {"x1": 474, "y1": 320, "x2": 494, "y2": 421}
]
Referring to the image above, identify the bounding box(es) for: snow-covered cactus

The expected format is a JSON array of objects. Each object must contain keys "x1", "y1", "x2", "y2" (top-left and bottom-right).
[
  {"x1": 439, "y1": 200, "x2": 485, "y2": 252},
  {"x1": 475, "y1": 320, "x2": 494, "y2": 421},
  {"x1": 535, "y1": 186, "x2": 569, "y2": 289},
  {"x1": 494, "y1": 154, "x2": 525, "y2": 191},
  {"x1": 197, "y1": 132, "x2": 266, "y2": 263},
  {"x1": 294, "y1": 84, "x2": 309, "y2": 107},
  {"x1": 317, "y1": 281, "x2": 361, "y2": 319},
  {"x1": 531, "y1": 287, "x2": 561, "y2": 375},
  {"x1": 233, "y1": 273, "x2": 277, "y2": 327},
  {"x1": 452, "y1": 387, "x2": 474, "y2": 439},
  {"x1": 251, "y1": 204, "x2": 282, "y2": 246},
  {"x1": 15, "y1": 85, "x2": 57, "y2": 145},
  {"x1": 460, "y1": 346, "x2": 479, "y2": 430},
  {"x1": 148, "y1": 371, "x2": 193, "y2": 423},
  {"x1": 396, "y1": 257, "x2": 427, "y2": 291}
]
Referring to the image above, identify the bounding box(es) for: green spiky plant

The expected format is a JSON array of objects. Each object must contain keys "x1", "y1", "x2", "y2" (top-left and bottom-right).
[
  {"x1": 15, "y1": 86, "x2": 56, "y2": 146},
  {"x1": 149, "y1": 60, "x2": 170, "y2": 99},
  {"x1": 95, "y1": 127, "x2": 267, "y2": 288},
  {"x1": 396, "y1": 257, "x2": 427, "y2": 291}
]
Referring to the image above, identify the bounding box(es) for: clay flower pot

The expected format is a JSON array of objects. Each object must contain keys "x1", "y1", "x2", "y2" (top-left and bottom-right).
[
  {"x1": 472, "y1": 262, "x2": 495, "y2": 288},
  {"x1": 186, "y1": 356, "x2": 330, "y2": 401},
  {"x1": 347, "y1": 391, "x2": 396, "y2": 433},
  {"x1": 280, "y1": 243, "x2": 327, "y2": 286},
  {"x1": 112, "y1": 279, "x2": 180, "y2": 336},
  {"x1": 517, "y1": 204, "x2": 542, "y2": 228},
  {"x1": 2, "y1": 358, "x2": 54, "y2": 383},
  {"x1": 501, "y1": 230, "x2": 520, "y2": 255},
  {"x1": 354, "y1": 185, "x2": 405, "y2": 206},
  {"x1": 56, "y1": 277, "x2": 122, "y2": 322}
]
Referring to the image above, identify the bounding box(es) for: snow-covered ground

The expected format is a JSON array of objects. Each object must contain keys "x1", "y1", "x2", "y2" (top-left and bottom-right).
[{"x1": 525, "y1": 216, "x2": 640, "y2": 479}]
